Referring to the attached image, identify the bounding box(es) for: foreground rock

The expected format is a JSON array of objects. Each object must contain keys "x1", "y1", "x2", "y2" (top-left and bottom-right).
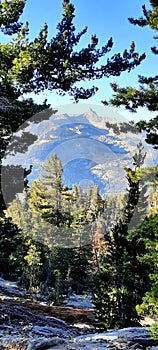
[
  {"x1": 1, "y1": 297, "x2": 158, "y2": 350},
  {"x1": 0, "y1": 294, "x2": 95, "y2": 349},
  {"x1": 0, "y1": 278, "x2": 26, "y2": 297},
  {"x1": 0, "y1": 279, "x2": 157, "y2": 350},
  {"x1": 1, "y1": 323, "x2": 158, "y2": 350},
  {"x1": 0, "y1": 298, "x2": 76, "y2": 349},
  {"x1": 74, "y1": 327, "x2": 158, "y2": 349}
]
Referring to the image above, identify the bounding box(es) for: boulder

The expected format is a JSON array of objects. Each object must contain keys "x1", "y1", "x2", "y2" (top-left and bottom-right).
[
  {"x1": 0, "y1": 278, "x2": 26, "y2": 297},
  {"x1": 63, "y1": 293, "x2": 94, "y2": 309},
  {"x1": 73, "y1": 327, "x2": 158, "y2": 350},
  {"x1": 32, "y1": 325, "x2": 71, "y2": 338},
  {"x1": 27, "y1": 337, "x2": 66, "y2": 350}
]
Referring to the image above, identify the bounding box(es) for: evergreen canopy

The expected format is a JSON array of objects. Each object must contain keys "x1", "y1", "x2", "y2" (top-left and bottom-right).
[
  {"x1": 102, "y1": 0, "x2": 158, "y2": 148},
  {"x1": 0, "y1": 0, "x2": 145, "y2": 102}
]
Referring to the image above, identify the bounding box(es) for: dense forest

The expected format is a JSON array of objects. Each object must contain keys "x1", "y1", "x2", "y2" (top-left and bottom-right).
[
  {"x1": 2, "y1": 147, "x2": 158, "y2": 330},
  {"x1": 0, "y1": 0, "x2": 158, "y2": 335}
]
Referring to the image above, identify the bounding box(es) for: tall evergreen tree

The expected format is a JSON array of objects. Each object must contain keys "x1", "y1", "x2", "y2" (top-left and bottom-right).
[
  {"x1": 103, "y1": 0, "x2": 158, "y2": 148},
  {"x1": 29, "y1": 154, "x2": 67, "y2": 227},
  {"x1": 94, "y1": 143, "x2": 149, "y2": 329},
  {"x1": 0, "y1": 0, "x2": 145, "y2": 102},
  {"x1": 135, "y1": 181, "x2": 158, "y2": 320},
  {"x1": 0, "y1": 217, "x2": 23, "y2": 281}
]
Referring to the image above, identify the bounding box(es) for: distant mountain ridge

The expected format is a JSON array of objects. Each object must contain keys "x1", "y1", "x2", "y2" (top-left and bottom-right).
[{"x1": 24, "y1": 108, "x2": 157, "y2": 195}]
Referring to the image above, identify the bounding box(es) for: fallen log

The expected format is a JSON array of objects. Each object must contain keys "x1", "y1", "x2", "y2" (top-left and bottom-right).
[{"x1": 0, "y1": 298, "x2": 94, "y2": 324}]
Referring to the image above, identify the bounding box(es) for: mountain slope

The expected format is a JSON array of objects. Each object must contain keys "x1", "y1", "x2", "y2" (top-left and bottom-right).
[{"x1": 24, "y1": 108, "x2": 157, "y2": 194}]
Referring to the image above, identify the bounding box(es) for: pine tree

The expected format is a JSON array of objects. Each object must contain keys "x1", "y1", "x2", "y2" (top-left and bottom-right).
[
  {"x1": 0, "y1": 0, "x2": 25, "y2": 35},
  {"x1": 4, "y1": 195, "x2": 45, "y2": 291},
  {"x1": 1, "y1": 0, "x2": 145, "y2": 103},
  {"x1": 94, "y1": 143, "x2": 149, "y2": 329},
  {"x1": 103, "y1": 1, "x2": 158, "y2": 148},
  {"x1": 24, "y1": 243, "x2": 42, "y2": 298},
  {"x1": 136, "y1": 213, "x2": 158, "y2": 319},
  {"x1": 29, "y1": 154, "x2": 65, "y2": 227},
  {"x1": 0, "y1": 217, "x2": 23, "y2": 281}
]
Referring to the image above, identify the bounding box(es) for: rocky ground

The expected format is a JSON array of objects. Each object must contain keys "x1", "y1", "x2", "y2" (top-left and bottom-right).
[{"x1": 0, "y1": 278, "x2": 158, "y2": 350}]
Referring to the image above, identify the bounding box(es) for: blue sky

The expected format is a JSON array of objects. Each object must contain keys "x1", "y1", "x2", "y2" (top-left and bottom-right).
[{"x1": 2, "y1": 0, "x2": 157, "y2": 122}]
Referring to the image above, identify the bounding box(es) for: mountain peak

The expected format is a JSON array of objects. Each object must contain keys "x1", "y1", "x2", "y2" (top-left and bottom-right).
[
  {"x1": 84, "y1": 107, "x2": 98, "y2": 116},
  {"x1": 83, "y1": 107, "x2": 121, "y2": 126},
  {"x1": 86, "y1": 107, "x2": 97, "y2": 113}
]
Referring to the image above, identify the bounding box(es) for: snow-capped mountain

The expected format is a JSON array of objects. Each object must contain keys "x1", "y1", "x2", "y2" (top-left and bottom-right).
[{"x1": 21, "y1": 107, "x2": 157, "y2": 195}]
